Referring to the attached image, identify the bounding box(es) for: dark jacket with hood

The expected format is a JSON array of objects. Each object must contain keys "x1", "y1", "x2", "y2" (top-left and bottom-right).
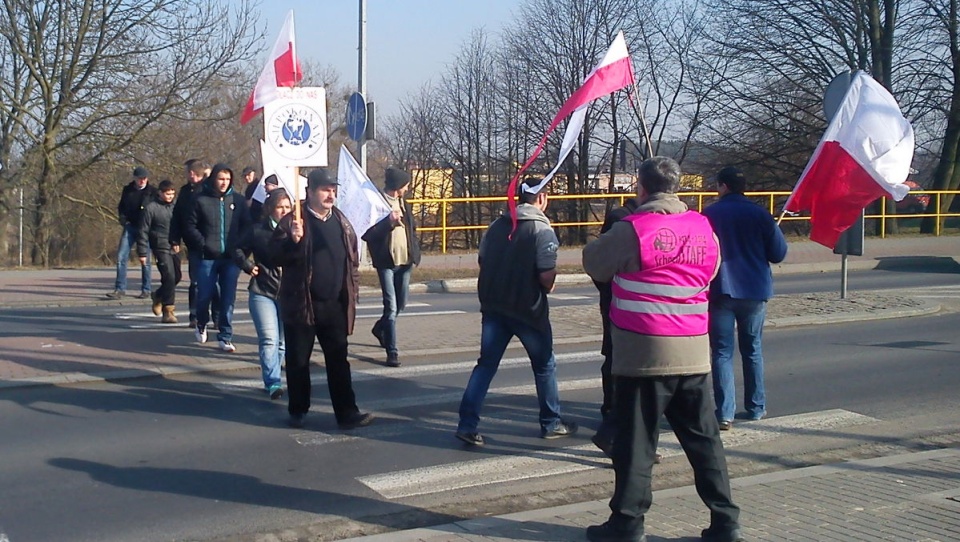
[
  {"x1": 477, "y1": 203, "x2": 559, "y2": 331},
  {"x1": 137, "y1": 192, "x2": 176, "y2": 257},
  {"x1": 183, "y1": 165, "x2": 251, "y2": 260},
  {"x1": 118, "y1": 181, "x2": 157, "y2": 228},
  {"x1": 269, "y1": 206, "x2": 360, "y2": 335},
  {"x1": 234, "y1": 218, "x2": 282, "y2": 299},
  {"x1": 361, "y1": 195, "x2": 422, "y2": 269}
]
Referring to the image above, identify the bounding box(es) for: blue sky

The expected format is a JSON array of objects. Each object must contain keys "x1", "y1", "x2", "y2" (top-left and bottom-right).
[{"x1": 251, "y1": 1, "x2": 519, "y2": 119}]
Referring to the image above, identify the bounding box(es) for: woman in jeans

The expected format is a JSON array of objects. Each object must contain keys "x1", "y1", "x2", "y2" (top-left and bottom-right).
[{"x1": 234, "y1": 186, "x2": 292, "y2": 399}]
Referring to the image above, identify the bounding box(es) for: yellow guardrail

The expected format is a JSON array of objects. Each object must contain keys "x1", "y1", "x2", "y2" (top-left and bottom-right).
[{"x1": 408, "y1": 190, "x2": 960, "y2": 253}]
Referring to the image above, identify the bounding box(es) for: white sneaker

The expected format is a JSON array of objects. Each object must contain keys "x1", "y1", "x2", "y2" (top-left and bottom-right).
[
  {"x1": 195, "y1": 325, "x2": 207, "y2": 344},
  {"x1": 219, "y1": 340, "x2": 236, "y2": 353}
]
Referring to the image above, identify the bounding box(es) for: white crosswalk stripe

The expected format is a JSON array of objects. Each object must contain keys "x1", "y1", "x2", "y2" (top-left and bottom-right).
[
  {"x1": 357, "y1": 409, "x2": 878, "y2": 499},
  {"x1": 209, "y1": 351, "x2": 602, "y2": 392}
]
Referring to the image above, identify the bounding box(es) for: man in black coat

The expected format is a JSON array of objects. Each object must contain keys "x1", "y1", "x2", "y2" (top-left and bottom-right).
[
  {"x1": 138, "y1": 179, "x2": 181, "y2": 323},
  {"x1": 106, "y1": 166, "x2": 157, "y2": 299}
]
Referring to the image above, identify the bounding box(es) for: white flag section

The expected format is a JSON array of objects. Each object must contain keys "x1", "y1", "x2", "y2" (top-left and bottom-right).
[
  {"x1": 336, "y1": 146, "x2": 391, "y2": 258},
  {"x1": 258, "y1": 139, "x2": 307, "y2": 202}
]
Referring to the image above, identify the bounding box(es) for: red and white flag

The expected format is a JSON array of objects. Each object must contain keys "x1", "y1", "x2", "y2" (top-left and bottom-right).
[
  {"x1": 240, "y1": 10, "x2": 303, "y2": 125},
  {"x1": 506, "y1": 31, "x2": 635, "y2": 227},
  {"x1": 784, "y1": 71, "x2": 914, "y2": 249}
]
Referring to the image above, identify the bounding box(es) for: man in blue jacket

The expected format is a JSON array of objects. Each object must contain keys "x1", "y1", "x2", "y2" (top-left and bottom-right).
[{"x1": 703, "y1": 167, "x2": 788, "y2": 430}]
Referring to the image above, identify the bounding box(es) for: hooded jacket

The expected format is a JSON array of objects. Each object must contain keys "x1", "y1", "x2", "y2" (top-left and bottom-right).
[
  {"x1": 137, "y1": 192, "x2": 176, "y2": 257},
  {"x1": 582, "y1": 193, "x2": 721, "y2": 377},
  {"x1": 183, "y1": 174, "x2": 250, "y2": 260},
  {"x1": 476, "y1": 203, "x2": 559, "y2": 331}
]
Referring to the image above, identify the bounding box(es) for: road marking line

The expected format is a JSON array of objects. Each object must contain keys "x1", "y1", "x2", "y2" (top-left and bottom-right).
[
  {"x1": 209, "y1": 351, "x2": 603, "y2": 391},
  {"x1": 357, "y1": 302, "x2": 430, "y2": 310},
  {"x1": 356, "y1": 310, "x2": 465, "y2": 319},
  {"x1": 357, "y1": 409, "x2": 879, "y2": 499},
  {"x1": 548, "y1": 293, "x2": 591, "y2": 300}
]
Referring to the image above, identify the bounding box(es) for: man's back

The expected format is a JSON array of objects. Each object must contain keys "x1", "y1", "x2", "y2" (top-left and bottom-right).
[{"x1": 703, "y1": 194, "x2": 787, "y2": 300}]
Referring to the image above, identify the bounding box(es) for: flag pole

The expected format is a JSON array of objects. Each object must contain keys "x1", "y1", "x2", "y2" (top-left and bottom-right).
[
  {"x1": 629, "y1": 84, "x2": 654, "y2": 159},
  {"x1": 776, "y1": 209, "x2": 787, "y2": 225},
  {"x1": 294, "y1": 166, "x2": 301, "y2": 221}
]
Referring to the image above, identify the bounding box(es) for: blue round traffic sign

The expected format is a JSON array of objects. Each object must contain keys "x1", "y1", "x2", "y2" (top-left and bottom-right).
[{"x1": 346, "y1": 92, "x2": 367, "y2": 141}]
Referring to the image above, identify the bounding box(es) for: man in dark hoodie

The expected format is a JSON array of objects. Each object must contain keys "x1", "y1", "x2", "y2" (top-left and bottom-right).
[
  {"x1": 183, "y1": 163, "x2": 250, "y2": 352},
  {"x1": 455, "y1": 177, "x2": 577, "y2": 447},
  {"x1": 137, "y1": 180, "x2": 181, "y2": 323},
  {"x1": 106, "y1": 166, "x2": 157, "y2": 299}
]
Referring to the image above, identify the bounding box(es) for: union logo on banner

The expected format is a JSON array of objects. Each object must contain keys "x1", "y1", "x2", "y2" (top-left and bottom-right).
[{"x1": 263, "y1": 86, "x2": 328, "y2": 167}]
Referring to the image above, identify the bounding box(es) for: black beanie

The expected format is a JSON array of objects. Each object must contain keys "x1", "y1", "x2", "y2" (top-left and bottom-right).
[{"x1": 384, "y1": 168, "x2": 411, "y2": 191}]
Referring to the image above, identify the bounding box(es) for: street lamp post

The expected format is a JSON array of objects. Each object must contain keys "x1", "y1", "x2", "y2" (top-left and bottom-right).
[{"x1": 358, "y1": 0, "x2": 367, "y2": 170}]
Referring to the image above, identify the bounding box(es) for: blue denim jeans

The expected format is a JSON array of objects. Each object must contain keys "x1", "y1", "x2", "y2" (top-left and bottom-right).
[
  {"x1": 196, "y1": 258, "x2": 240, "y2": 342},
  {"x1": 458, "y1": 312, "x2": 562, "y2": 434},
  {"x1": 249, "y1": 291, "x2": 285, "y2": 390},
  {"x1": 114, "y1": 223, "x2": 151, "y2": 293},
  {"x1": 709, "y1": 295, "x2": 767, "y2": 422},
  {"x1": 376, "y1": 264, "x2": 412, "y2": 356}
]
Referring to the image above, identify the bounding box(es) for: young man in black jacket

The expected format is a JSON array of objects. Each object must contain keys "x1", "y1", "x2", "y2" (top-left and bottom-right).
[
  {"x1": 138, "y1": 180, "x2": 181, "y2": 323},
  {"x1": 170, "y1": 159, "x2": 219, "y2": 328},
  {"x1": 106, "y1": 166, "x2": 157, "y2": 299},
  {"x1": 183, "y1": 164, "x2": 250, "y2": 352}
]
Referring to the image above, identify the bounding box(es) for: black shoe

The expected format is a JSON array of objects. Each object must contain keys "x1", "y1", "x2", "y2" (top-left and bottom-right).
[
  {"x1": 701, "y1": 526, "x2": 743, "y2": 542},
  {"x1": 135, "y1": 291, "x2": 151, "y2": 299},
  {"x1": 543, "y1": 420, "x2": 578, "y2": 439},
  {"x1": 386, "y1": 353, "x2": 401, "y2": 367},
  {"x1": 719, "y1": 420, "x2": 733, "y2": 431},
  {"x1": 371, "y1": 320, "x2": 386, "y2": 348},
  {"x1": 338, "y1": 411, "x2": 374, "y2": 430},
  {"x1": 288, "y1": 413, "x2": 306, "y2": 429},
  {"x1": 104, "y1": 290, "x2": 124, "y2": 300},
  {"x1": 591, "y1": 432, "x2": 614, "y2": 458},
  {"x1": 455, "y1": 431, "x2": 484, "y2": 446},
  {"x1": 586, "y1": 521, "x2": 646, "y2": 542}
]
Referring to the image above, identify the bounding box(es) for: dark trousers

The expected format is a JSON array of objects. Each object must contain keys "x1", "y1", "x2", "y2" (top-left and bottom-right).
[
  {"x1": 608, "y1": 373, "x2": 740, "y2": 533},
  {"x1": 284, "y1": 299, "x2": 359, "y2": 423},
  {"x1": 154, "y1": 251, "x2": 182, "y2": 306}
]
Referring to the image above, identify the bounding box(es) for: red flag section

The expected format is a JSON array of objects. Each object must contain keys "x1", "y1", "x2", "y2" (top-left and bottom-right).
[{"x1": 240, "y1": 10, "x2": 303, "y2": 125}]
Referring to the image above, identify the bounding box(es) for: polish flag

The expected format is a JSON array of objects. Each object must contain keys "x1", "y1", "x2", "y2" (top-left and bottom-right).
[
  {"x1": 506, "y1": 31, "x2": 635, "y2": 228},
  {"x1": 785, "y1": 71, "x2": 914, "y2": 249},
  {"x1": 239, "y1": 10, "x2": 303, "y2": 125}
]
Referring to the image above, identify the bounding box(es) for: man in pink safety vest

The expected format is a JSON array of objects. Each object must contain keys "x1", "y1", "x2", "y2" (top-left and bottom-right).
[{"x1": 582, "y1": 156, "x2": 742, "y2": 542}]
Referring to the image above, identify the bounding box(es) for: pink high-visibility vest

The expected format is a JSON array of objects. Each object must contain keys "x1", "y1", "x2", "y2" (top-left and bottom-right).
[{"x1": 609, "y1": 211, "x2": 719, "y2": 336}]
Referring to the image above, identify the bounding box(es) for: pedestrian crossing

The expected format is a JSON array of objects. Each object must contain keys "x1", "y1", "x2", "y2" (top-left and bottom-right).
[
  {"x1": 355, "y1": 409, "x2": 877, "y2": 499},
  {"x1": 205, "y1": 349, "x2": 882, "y2": 503}
]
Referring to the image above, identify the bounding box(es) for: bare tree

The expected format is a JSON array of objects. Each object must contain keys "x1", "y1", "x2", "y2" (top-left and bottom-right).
[
  {"x1": 906, "y1": 0, "x2": 960, "y2": 232},
  {"x1": 0, "y1": 0, "x2": 261, "y2": 266}
]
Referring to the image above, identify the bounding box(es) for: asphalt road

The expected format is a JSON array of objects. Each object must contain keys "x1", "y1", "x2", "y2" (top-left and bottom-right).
[{"x1": 0, "y1": 269, "x2": 958, "y2": 542}]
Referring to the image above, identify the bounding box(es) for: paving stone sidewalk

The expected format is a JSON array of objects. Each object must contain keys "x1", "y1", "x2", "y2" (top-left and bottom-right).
[{"x1": 341, "y1": 448, "x2": 960, "y2": 541}]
